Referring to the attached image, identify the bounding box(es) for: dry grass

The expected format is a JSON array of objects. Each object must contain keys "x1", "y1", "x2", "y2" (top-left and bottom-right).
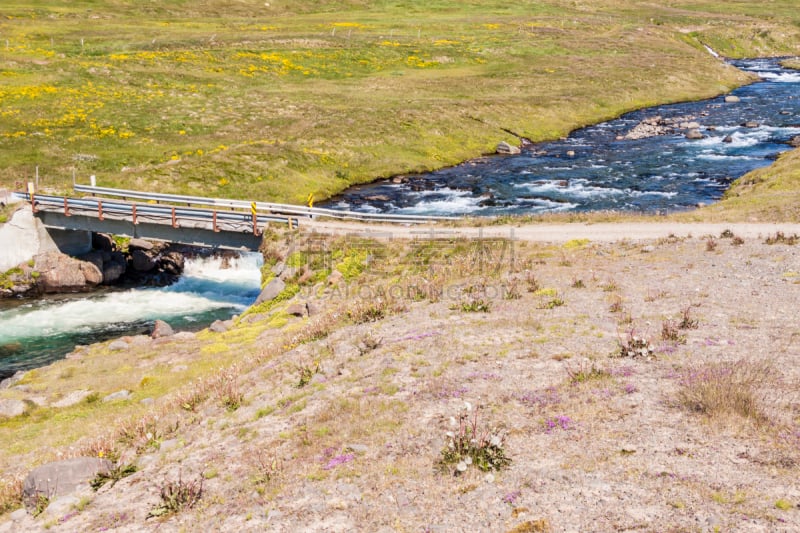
[{"x1": 677, "y1": 360, "x2": 777, "y2": 425}]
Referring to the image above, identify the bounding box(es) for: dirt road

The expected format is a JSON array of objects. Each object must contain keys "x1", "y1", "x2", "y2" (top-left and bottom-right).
[{"x1": 304, "y1": 219, "x2": 800, "y2": 243}]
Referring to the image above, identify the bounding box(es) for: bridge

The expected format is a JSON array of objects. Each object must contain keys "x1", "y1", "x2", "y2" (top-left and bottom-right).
[{"x1": 16, "y1": 185, "x2": 453, "y2": 251}]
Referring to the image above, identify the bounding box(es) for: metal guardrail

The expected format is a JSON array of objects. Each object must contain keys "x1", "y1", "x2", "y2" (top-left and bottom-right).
[
  {"x1": 17, "y1": 192, "x2": 298, "y2": 233},
  {"x1": 72, "y1": 184, "x2": 456, "y2": 224}
]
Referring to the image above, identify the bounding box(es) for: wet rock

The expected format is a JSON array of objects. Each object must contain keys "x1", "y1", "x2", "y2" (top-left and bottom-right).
[
  {"x1": 78, "y1": 250, "x2": 104, "y2": 272},
  {"x1": 271, "y1": 262, "x2": 286, "y2": 277},
  {"x1": 722, "y1": 135, "x2": 734, "y2": 143},
  {"x1": 724, "y1": 95, "x2": 741, "y2": 103},
  {"x1": 102, "y1": 258, "x2": 126, "y2": 284},
  {"x1": 685, "y1": 129, "x2": 704, "y2": 140},
  {"x1": 789, "y1": 135, "x2": 800, "y2": 148},
  {"x1": 780, "y1": 110, "x2": 791, "y2": 115},
  {"x1": 128, "y1": 238, "x2": 154, "y2": 251},
  {"x1": 92, "y1": 233, "x2": 115, "y2": 252},
  {"x1": 496, "y1": 141, "x2": 521, "y2": 155},
  {"x1": 22, "y1": 457, "x2": 112, "y2": 510},
  {"x1": 52, "y1": 389, "x2": 92, "y2": 408},
  {"x1": 364, "y1": 195, "x2": 391, "y2": 202},
  {"x1": 0, "y1": 399, "x2": 27, "y2": 418},
  {"x1": 742, "y1": 121, "x2": 760, "y2": 128},
  {"x1": 151, "y1": 319, "x2": 174, "y2": 339},
  {"x1": 566, "y1": 150, "x2": 576, "y2": 157},
  {"x1": 255, "y1": 278, "x2": 286, "y2": 305},
  {"x1": 131, "y1": 249, "x2": 156, "y2": 272}
]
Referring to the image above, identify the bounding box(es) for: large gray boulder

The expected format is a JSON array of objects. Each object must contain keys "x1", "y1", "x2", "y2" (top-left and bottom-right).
[
  {"x1": 0, "y1": 399, "x2": 27, "y2": 418},
  {"x1": 789, "y1": 135, "x2": 800, "y2": 148},
  {"x1": 34, "y1": 252, "x2": 103, "y2": 293},
  {"x1": 724, "y1": 95, "x2": 740, "y2": 103},
  {"x1": 255, "y1": 278, "x2": 286, "y2": 305},
  {"x1": 22, "y1": 457, "x2": 112, "y2": 510},
  {"x1": 685, "y1": 129, "x2": 705, "y2": 140}
]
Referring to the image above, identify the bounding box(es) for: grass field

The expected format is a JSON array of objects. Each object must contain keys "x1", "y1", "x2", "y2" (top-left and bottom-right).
[{"x1": 1, "y1": 1, "x2": 798, "y2": 206}]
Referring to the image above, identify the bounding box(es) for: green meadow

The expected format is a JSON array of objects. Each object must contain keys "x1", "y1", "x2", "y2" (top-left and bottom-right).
[{"x1": 0, "y1": 0, "x2": 798, "y2": 207}]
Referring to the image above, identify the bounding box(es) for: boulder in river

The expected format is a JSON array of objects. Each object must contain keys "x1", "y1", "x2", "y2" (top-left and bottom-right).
[
  {"x1": 34, "y1": 252, "x2": 103, "y2": 293},
  {"x1": 128, "y1": 238, "x2": 155, "y2": 251},
  {"x1": 723, "y1": 135, "x2": 734, "y2": 144},
  {"x1": 724, "y1": 95, "x2": 741, "y2": 103},
  {"x1": 742, "y1": 121, "x2": 760, "y2": 128},
  {"x1": 496, "y1": 141, "x2": 521, "y2": 155},
  {"x1": 131, "y1": 249, "x2": 156, "y2": 272},
  {"x1": 789, "y1": 135, "x2": 800, "y2": 148},
  {"x1": 685, "y1": 129, "x2": 705, "y2": 140}
]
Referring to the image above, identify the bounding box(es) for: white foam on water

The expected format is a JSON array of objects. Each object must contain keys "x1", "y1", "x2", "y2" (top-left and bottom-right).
[
  {"x1": 0, "y1": 253, "x2": 262, "y2": 344},
  {"x1": 697, "y1": 153, "x2": 759, "y2": 161},
  {"x1": 394, "y1": 188, "x2": 482, "y2": 215},
  {"x1": 756, "y1": 71, "x2": 800, "y2": 83},
  {"x1": 626, "y1": 190, "x2": 678, "y2": 198},
  {"x1": 515, "y1": 179, "x2": 624, "y2": 199}
]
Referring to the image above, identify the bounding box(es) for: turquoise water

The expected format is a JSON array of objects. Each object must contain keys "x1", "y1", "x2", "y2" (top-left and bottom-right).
[{"x1": 0, "y1": 253, "x2": 262, "y2": 380}]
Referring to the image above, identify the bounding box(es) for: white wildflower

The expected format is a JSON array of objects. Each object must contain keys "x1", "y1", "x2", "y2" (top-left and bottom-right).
[
  {"x1": 456, "y1": 461, "x2": 467, "y2": 472},
  {"x1": 464, "y1": 401, "x2": 472, "y2": 412}
]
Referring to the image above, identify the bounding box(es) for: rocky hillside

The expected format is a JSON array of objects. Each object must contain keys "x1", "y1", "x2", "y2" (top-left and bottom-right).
[{"x1": 1, "y1": 228, "x2": 799, "y2": 531}]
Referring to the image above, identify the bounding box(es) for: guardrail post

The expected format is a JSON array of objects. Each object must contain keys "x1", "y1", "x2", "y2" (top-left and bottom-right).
[
  {"x1": 171, "y1": 207, "x2": 178, "y2": 228},
  {"x1": 213, "y1": 210, "x2": 219, "y2": 232},
  {"x1": 253, "y1": 214, "x2": 259, "y2": 236},
  {"x1": 97, "y1": 200, "x2": 104, "y2": 221},
  {"x1": 132, "y1": 203, "x2": 138, "y2": 225},
  {"x1": 30, "y1": 193, "x2": 36, "y2": 214},
  {"x1": 63, "y1": 197, "x2": 70, "y2": 217}
]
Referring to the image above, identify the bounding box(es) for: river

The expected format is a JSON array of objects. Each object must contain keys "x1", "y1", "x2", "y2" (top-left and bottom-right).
[
  {"x1": 0, "y1": 253, "x2": 262, "y2": 380},
  {"x1": 323, "y1": 58, "x2": 800, "y2": 215}
]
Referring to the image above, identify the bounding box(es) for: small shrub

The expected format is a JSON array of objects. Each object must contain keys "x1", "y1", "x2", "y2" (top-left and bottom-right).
[
  {"x1": 679, "y1": 306, "x2": 699, "y2": 330},
  {"x1": 538, "y1": 298, "x2": 564, "y2": 310},
  {"x1": 439, "y1": 403, "x2": 511, "y2": 475},
  {"x1": 250, "y1": 449, "x2": 282, "y2": 486},
  {"x1": 0, "y1": 476, "x2": 23, "y2": 515},
  {"x1": 357, "y1": 332, "x2": 383, "y2": 355},
  {"x1": 775, "y1": 499, "x2": 793, "y2": 511},
  {"x1": 214, "y1": 370, "x2": 244, "y2": 411},
  {"x1": 91, "y1": 464, "x2": 137, "y2": 491},
  {"x1": 705, "y1": 238, "x2": 717, "y2": 252},
  {"x1": 677, "y1": 360, "x2": 775, "y2": 424},
  {"x1": 297, "y1": 361, "x2": 320, "y2": 388},
  {"x1": 32, "y1": 494, "x2": 49, "y2": 517},
  {"x1": 617, "y1": 330, "x2": 654, "y2": 359},
  {"x1": 455, "y1": 298, "x2": 491, "y2": 313},
  {"x1": 765, "y1": 232, "x2": 799, "y2": 245},
  {"x1": 601, "y1": 281, "x2": 618, "y2": 292},
  {"x1": 525, "y1": 271, "x2": 540, "y2": 293},
  {"x1": 566, "y1": 362, "x2": 610, "y2": 384},
  {"x1": 147, "y1": 472, "x2": 203, "y2": 519},
  {"x1": 608, "y1": 296, "x2": 624, "y2": 314},
  {"x1": 720, "y1": 229, "x2": 735, "y2": 239},
  {"x1": 570, "y1": 278, "x2": 585, "y2": 289},
  {"x1": 731, "y1": 236, "x2": 745, "y2": 246},
  {"x1": 661, "y1": 320, "x2": 686, "y2": 344},
  {"x1": 503, "y1": 280, "x2": 522, "y2": 300}
]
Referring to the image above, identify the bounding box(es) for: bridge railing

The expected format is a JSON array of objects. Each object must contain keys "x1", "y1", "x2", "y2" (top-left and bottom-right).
[
  {"x1": 16, "y1": 193, "x2": 299, "y2": 232},
  {"x1": 72, "y1": 184, "x2": 456, "y2": 224}
]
